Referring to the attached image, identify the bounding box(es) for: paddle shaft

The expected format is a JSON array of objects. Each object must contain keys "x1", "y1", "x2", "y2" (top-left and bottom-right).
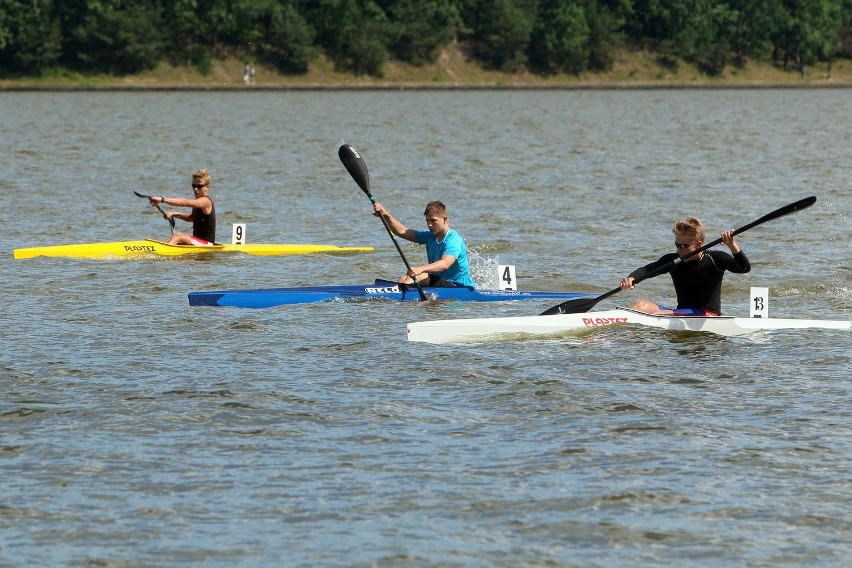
[
  {"x1": 371, "y1": 197, "x2": 423, "y2": 273},
  {"x1": 338, "y1": 144, "x2": 428, "y2": 301},
  {"x1": 134, "y1": 191, "x2": 175, "y2": 233},
  {"x1": 541, "y1": 196, "x2": 817, "y2": 315}
]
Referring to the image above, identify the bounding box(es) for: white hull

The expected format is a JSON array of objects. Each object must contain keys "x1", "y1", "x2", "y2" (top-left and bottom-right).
[{"x1": 406, "y1": 308, "x2": 851, "y2": 344}]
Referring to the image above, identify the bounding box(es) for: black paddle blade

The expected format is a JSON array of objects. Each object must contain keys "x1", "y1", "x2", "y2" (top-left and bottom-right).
[
  {"x1": 338, "y1": 144, "x2": 371, "y2": 197},
  {"x1": 731, "y1": 195, "x2": 816, "y2": 237},
  {"x1": 540, "y1": 289, "x2": 616, "y2": 315},
  {"x1": 133, "y1": 191, "x2": 149, "y2": 198}
]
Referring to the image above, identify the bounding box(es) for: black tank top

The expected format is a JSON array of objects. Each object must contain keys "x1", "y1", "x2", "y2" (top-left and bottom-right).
[{"x1": 192, "y1": 199, "x2": 216, "y2": 243}]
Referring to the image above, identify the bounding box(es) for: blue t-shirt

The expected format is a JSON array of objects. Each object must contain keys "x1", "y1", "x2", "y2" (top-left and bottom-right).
[{"x1": 414, "y1": 228, "x2": 475, "y2": 288}]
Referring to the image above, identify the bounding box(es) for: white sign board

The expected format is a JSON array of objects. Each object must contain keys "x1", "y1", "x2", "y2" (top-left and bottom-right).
[
  {"x1": 749, "y1": 287, "x2": 769, "y2": 318},
  {"x1": 498, "y1": 265, "x2": 517, "y2": 290},
  {"x1": 232, "y1": 223, "x2": 246, "y2": 245}
]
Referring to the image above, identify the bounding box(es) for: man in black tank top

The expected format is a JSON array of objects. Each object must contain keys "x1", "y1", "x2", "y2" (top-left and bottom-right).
[
  {"x1": 618, "y1": 216, "x2": 751, "y2": 316},
  {"x1": 148, "y1": 168, "x2": 216, "y2": 245}
]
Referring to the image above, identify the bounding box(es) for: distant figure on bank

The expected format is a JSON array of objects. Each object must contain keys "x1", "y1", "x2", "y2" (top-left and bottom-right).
[
  {"x1": 372, "y1": 200, "x2": 475, "y2": 288},
  {"x1": 148, "y1": 169, "x2": 216, "y2": 245},
  {"x1": 249, "y1": 66, "x2": 256, "y2": 85},
  {"x1": 243, "y1": 64, "x2": 251, "y2": 84},
  {"x1": 618, "y1": 216, "x2": 750, "y2": 316}
]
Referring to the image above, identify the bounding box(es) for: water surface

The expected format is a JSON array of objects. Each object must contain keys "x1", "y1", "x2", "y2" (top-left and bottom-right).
[{"x1": 1, "y1": 90, "x2": 849, "y2": 566}]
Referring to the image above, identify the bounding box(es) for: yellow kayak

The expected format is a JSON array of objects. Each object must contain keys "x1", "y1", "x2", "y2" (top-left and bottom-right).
[{"x1": 13, "y1": 239, "x2": 374, "y2": 259}]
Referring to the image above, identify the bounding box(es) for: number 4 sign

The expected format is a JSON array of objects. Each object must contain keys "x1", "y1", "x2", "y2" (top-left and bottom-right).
[{"x1": 498, "y1": 264, "x2": 517, "y2": 290}]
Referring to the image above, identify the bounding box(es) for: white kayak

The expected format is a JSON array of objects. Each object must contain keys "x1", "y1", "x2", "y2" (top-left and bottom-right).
[{"x1": 406, "y1": 307, "x2": 851, "y2": 344}]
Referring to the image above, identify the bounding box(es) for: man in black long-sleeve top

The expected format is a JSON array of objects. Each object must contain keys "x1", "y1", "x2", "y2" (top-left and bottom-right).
[{"x1": 619, "y1": 216, "x2": 751, "y2": 316}]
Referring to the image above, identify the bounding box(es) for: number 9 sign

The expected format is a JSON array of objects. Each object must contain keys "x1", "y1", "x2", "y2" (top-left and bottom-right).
[{"x1": 232, "y1": 223, "x2": 246, "y2": 245}]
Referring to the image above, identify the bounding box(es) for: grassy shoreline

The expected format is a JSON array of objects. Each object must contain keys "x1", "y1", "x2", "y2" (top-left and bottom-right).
[{"x1": 3, "y1": 45, "x2": 851, "y2": 90}]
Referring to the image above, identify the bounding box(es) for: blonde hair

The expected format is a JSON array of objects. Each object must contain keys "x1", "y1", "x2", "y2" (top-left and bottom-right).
[
  {"x1": 424, "y1": 200, "x2": 447, "y2": 217},
  {"x1": 672, "y1": 216, "x2": 705, "y2": 242},
  {"x1": 192, "y1": 168, "x2": 211, "y2": 186}
]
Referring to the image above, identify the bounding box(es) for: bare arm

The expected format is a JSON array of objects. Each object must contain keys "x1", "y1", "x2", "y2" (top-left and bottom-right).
[
  {"x1": 409, "y1": 254, "x2": 456, "y2": 278},
  {"x1": 150, "y1": 195, "x2": 213, "y2": 214},
  {"x1": 373, "y1": 203, "x2": 417, "y2": 242},
  {"x1": 169, "y1": 210, "x2": 193, "y2": 222}
]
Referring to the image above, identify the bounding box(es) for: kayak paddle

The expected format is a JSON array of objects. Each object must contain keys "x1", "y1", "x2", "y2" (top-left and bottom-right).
[
  {"x1": 134, "y1": 191, "x2": 175, "y2": 233},
  {"x1": 338, "y1": 144, "x2": 428, "y2": 301},
  {"x1": 540, "y1": 195, "x2": 817, "y2": 316}
]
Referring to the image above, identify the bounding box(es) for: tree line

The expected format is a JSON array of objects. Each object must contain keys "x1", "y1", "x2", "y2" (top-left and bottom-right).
[{"x1": 2, "y1": 0, "x2": 850, "y2": 79}]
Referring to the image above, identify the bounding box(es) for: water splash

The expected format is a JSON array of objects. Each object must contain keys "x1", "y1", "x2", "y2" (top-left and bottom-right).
[{"x1": 469, "y1": 250, "x2": 500, "y2": 289}]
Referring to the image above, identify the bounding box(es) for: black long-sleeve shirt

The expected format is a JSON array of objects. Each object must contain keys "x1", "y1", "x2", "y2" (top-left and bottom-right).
[{"x1": 629, "y1": 250, "x2": 751, "y2": 315}]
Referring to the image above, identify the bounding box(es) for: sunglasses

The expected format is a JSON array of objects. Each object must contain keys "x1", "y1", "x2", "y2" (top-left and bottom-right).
[
  {"x1": 675, "y1": 241, "x2": 698, "y2": 249},
  {"x1": 192, "y1": 183, "x2": 206, "y2": 189}
]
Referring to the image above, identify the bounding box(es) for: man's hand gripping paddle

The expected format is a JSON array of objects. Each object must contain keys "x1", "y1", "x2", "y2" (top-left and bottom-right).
[{"x1": 134, "y1": 191, "x2": 175, "y2": 234}]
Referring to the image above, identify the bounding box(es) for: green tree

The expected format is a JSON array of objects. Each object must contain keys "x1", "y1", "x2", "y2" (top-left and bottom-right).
[
  {"x1": 304, "y1": 0, "x2": 391, "y2": 76},
  {"x1": 384, "y1": 0, "x2": 461, "y2": 66},
  {"x1": 727, "y1": 0, "x2": 781, "y2": 67},
  {"x1": 162, "y1": 0, "x2": 256, "y2": 68},
  {"x1": 3, "y1": 0, "x2": 851, "y2": 80},
  {"x1": 838, "y1": 0, "x2": 852, "y2": 57},
  {"x1": 528, "y1": 0, "x2": 625, "y2": 75},
  {"x1": 259, "y1": 1, "x2": 318, "y2": 74},
  {"x1": 623, "y1": 0, "x2": 737, "y2": 74},
  {"x1": 686, "y1": 1, "x2": 739, "y2": 74},
  {"x1": 528, "y1": 0, "x2": 590, "y2": 74},
  {"x1": 0, "y1": 0, "x2": 62, "y2": 75},
  {"x1": 467, "y1": 0, "x2": 537, "y2": 71},
  {"x1": 163, "y1": 0, "x2": 203, "y2": 62},
  {"x1": 788, "y1": 0, "x2": 841, "y2": 73},
  {"x1": 61, "y1": 0, "x2": 167, "y2": 74},
  {"x1": 583, "y1": 0, "x2": 629, "y2": 71}
]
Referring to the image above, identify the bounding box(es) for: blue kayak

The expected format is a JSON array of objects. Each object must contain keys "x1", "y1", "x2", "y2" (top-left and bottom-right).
[{"x1": 187, "y1": 279, "x2": 592, "y2": 308}]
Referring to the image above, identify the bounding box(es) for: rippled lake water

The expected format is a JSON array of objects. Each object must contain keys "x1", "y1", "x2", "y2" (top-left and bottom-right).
[{"x1": 1, "y1": 89, "x2": 849, "y2": 566}]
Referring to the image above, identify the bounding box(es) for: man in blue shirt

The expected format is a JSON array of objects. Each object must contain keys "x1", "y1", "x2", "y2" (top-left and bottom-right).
[{"x1": 372, "y1": 200, "x2": 475, "y2": 288}]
